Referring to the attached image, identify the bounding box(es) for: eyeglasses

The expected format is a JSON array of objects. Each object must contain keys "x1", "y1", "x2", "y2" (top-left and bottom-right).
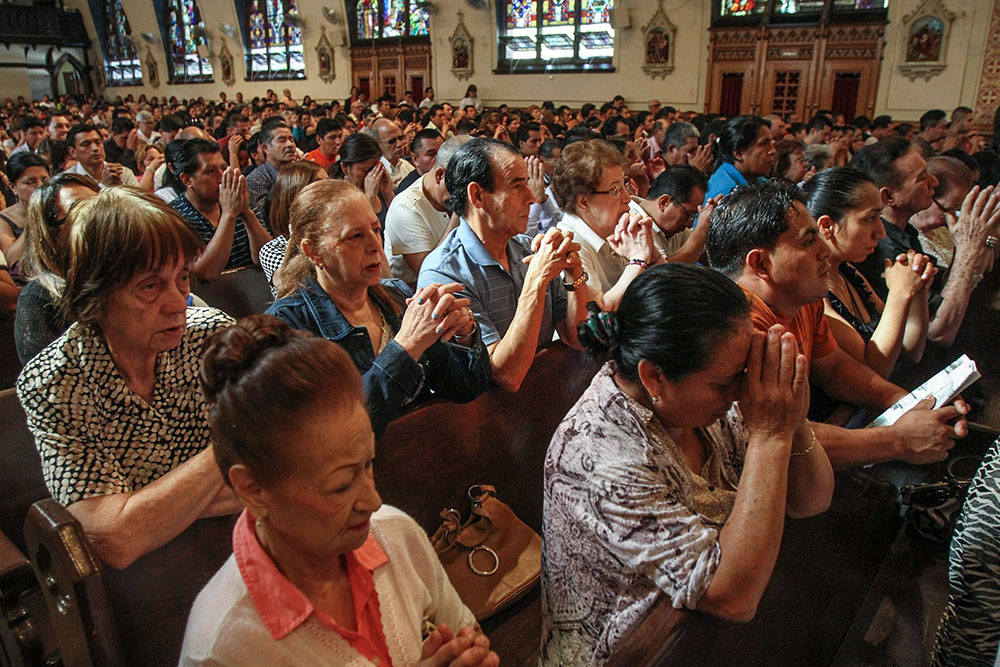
[
  {"x1": 592, "y1": 177, "x2": 632, "y2": 200},
  {"x1": 672, "y1": 199, "x2": 698, "y2": 223}
]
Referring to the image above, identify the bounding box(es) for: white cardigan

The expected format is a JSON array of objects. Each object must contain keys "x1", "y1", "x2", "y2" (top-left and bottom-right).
[{"x1": 180, "y1": 505, "x2": 475, "y2": 666}]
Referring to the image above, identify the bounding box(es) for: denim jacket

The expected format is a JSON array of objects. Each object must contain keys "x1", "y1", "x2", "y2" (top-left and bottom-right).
[{"x1": 267, "y1": 276, "x2": 491, "y2": 438}]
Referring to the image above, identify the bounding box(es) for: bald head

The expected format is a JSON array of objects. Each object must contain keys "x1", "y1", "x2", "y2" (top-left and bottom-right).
[
  {"x1": 369, "y1": 117, "x2": 404, "y2": 163},
  {"x1": 178, "y1": 126, "x2": 211, "y2": 141}
]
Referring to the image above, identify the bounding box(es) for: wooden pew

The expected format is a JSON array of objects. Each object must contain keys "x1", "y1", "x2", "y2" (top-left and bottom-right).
[
  {"x1": 0, "y1": 531, "x2": 50, "y2": 666},
  {"x1": 17, "y1": 343, "x2": 598, "y2": 666},
  {"x1": 0, "y1": 388, "x2": 50, "y2": 555},
  {"x1": 0, "y1": 317, "x2": 19, "y2": 391},
  {"x1": 191, "y1": 267, "x2": 273, "y2": 319}
]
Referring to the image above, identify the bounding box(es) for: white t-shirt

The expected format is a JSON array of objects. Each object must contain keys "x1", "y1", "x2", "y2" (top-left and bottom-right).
[{"x1": 383, "y1": 176, "x2": 452, "y2": 285}]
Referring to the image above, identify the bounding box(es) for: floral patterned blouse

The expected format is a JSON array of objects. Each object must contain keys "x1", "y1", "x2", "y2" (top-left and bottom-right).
[{"x1": 541, "y1": 362, "x2": 748, "y2": 666}]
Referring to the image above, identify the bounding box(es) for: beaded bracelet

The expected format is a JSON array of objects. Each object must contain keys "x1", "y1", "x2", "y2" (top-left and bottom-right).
[
  {"x1": 627, "y1": 258, "x2": 649, "y2": 270},
  {"x1": 792, "y1": 428, "x2": 817, "y2": 456}
]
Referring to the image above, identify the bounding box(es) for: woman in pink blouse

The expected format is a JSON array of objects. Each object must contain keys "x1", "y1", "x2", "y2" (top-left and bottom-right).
[{"x1": 540, "y1": 263, "x2": 834, "y2": 665}]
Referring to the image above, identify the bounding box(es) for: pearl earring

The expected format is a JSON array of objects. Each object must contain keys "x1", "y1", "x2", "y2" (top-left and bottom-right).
[{"x1": 651, "y1": 396, "x2": 661, "y2": 405}]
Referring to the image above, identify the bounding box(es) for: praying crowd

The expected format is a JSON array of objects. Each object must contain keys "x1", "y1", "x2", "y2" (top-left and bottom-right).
[{"x1": 3, "y1": 84, "x2": 1000, "y2": 666}]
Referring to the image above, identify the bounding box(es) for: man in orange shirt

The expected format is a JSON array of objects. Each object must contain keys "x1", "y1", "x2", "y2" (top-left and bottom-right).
[
  {"x1": 708, "y1": 179, "x2": 969, "y2": 469},
  {"x1": 304, "y1": 118, "x2": 343, "y2": 171}
]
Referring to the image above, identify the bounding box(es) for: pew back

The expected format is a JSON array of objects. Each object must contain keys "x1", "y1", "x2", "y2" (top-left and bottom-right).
[
  {"x1": 192, "y1": 267, "x2": 272, "y2": 319},
  {"x1": 0, "y1": 388, "x2": 50, "y2": 554}
]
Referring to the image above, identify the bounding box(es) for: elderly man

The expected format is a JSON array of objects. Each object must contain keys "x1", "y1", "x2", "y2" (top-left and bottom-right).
[
  {"x1": 852, "y1": 137, "x2": 1000, "y2": 345},
  {"x1": 46, "y1": 112, "x2": 72, "y2": 141},
  {"x1": 64, "y1": 124, "x2": 138, "y2": 188},
  {"x1": 369, "y1": 118, "x2": 415, "y2": 189},
  {"x1": 245, "y1": 120, "x2": 297, "y2": 226},
  {"x1": 135, "y1": 109, "x2": 160, "y2": 145},
  {"x1": 629, "y1": 165, "x2": 711, "y2": 263},
  {"x1": 418, "y1": 138, "x2": 590, "y2": 392},
  {"x1": 384, "y1": 136, "x2": 470, "y2": 285},
  {"x1": 707, "y1": 179, "x2": 969, "y2": 469}
]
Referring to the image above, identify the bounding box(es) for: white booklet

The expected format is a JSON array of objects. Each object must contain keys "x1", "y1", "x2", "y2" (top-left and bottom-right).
[{"x1": 867, "y1": 355, "x2": 981, "y2": 428}]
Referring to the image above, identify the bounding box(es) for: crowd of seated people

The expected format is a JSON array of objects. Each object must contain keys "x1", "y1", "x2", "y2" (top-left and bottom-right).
[{"x1": 4, "y1": 87, "x2": 1000, "y2": 664}]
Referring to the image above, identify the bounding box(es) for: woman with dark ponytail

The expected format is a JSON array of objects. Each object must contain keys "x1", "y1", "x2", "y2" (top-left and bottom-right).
[
  {"x1": 705, "y1": 115, "x2": 776, "y2": 201},
  {"x1": 540, "y1": 264, "x2": 833, "y2": 665},
  {"x1": 804, "y1": 166, "x2": 933, "y2": 378},
  {"x1": 182, "y1": 314, "x2": 499, "y2": 667}
]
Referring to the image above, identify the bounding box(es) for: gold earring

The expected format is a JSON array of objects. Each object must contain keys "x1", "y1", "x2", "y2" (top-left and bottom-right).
[{"x1": 255, "y1": 515, "x2": 265, "y2": 528}]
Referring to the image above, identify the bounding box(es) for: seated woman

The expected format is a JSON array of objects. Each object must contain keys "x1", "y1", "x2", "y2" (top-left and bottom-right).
[
  {"x1": 15, "y1": 173, "x2": 99, "y2": 364},
  {"x1": 258, "y1": 160, "x2": 327, "y2": 296},
  {"x1": 181, "y1": 315, "x2": 498, "y2": 666},
  {"x1": 169, "y1": 138, "x2": 273, "y2": 280},
  {"x1": 914, "y1": 156, "x2": 976, "y2": 270},
  {"x1": 333, "y1": 133, "x2": 394, "y2": 227},
  {"x1": 770, "y1": 139, "x2": 812, "y2": 184},
  {"x1": 16, "y1": 187, "x2": 239, "y2": 570},
  {"x1": 267, "y1": 180, "x2": 490, "y2": 438},
  {"x1": 0, "y1": 248, "x2": 16, "y2": 317},
  {"x1": 0, "y1": 152, "x2": 50, "y2": 281},
  {"x1": 541, "y1": 263, "x2": 833, "y2": 665},
  {"x1": 804, "y1": 167, "x2": 933, "y2": 378},
  {"x1": 553, "y1": 139, "x2": 662, "y2": 311},
  {"x1": 135, "y1": 141, "x2": 165, "y2": 193}
]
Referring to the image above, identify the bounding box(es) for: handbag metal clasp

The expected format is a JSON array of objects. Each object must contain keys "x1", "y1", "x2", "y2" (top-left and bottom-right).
[
  {"x1": 467, "y1": 545, "x2": 499, "y2": 576},
  {"x1": 467, "y1": 484, "x2": 496, "y2": 507}
]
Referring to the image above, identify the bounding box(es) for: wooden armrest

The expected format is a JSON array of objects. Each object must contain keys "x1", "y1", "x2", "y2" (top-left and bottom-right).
[
  {"x1": 0, "y1": 530, "x2": 46, "y2": 667},
  {"x1": 24, "y1": 498, "x2": 124, "y2": 667}
]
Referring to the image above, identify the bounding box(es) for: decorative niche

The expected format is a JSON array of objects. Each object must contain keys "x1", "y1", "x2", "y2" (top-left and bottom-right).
[
  {"x1": 898, "y1": 0, "x2": 957, "y2": 82},
  {"x1": 641, "y1": 0, "x2": 676, "y2": 79}
]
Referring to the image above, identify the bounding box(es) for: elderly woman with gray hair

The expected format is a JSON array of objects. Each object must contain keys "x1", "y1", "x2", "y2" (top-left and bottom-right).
[{"x1": 16, "y1": 187, "x2": 239, "y2": 570}]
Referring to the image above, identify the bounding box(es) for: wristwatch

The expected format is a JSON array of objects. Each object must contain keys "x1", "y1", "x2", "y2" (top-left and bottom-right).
[{"x1": 563, "y1": 270, "x2": 589, "y2": 292}]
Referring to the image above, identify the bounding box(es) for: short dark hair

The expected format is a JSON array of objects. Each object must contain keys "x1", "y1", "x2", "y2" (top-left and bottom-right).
[
  {"x1": 538, "y1": 139, "x2": 562, "y2": 160},
  {"x1": 314, "y1": 117, "x2": 343, "y2": 138},
  {"x1": 706, "y1": 179, "x2": 808, "y2": 278},
  {"x1": 173, "y1": 137, "x2": 220, "y2": 177},
  {"x1": 802, "y1": 166, "x2": 875, "y2": 226},
  {"x1": 971, "y1": 150, "x2": 1000, "y2": 189},
  {"x1": 411, "y1": 128, "x2": 443, "y2": 154},
  {"x1": 428, "y1": 103, "x2": 445, "y2": 117},
  {"x1": 646, "y1": 165, "x2": 708, "y2": 202},
  {"x1": 581, "y1": 103, "x2": 596, "y2": 117},
  {"x1": 111, "y1": 116, "x2": 135, "y2": 134},
  {"x1": 444, "y1": 137, "x2": 519, "y2": 217},
  {"x1": 951, "y1": 106, "x2": 974, "y2": 122},
  {"x1": 920, "y1": 109, "x2": 947, "y2": 131},
  {"x1": 516, "y1": 121, "x2": 541, "y2": 147},
  {"x1": 337, "y1": 132, "x2": 381, "y2": 168},
  {"x1": 578, "y1": 263, "x2": 750, "y2": 383},
  {"x1": 159, "y1": 114, "x2": 184, "y2": 133},
  {"x1": 20, "y1": 115, "x2": 44, "y2": 132},
  {"x1": 260, "y1": 120, "x2": 290, "y2": 145},
  {"x1": 224, "y1": 112, "x2": 249, "y2": 130},
  {"x1": 871, "y1": 115, "x2": 893, "y2": 131},
  {"x1": 4, "y1": 151, "x2": 49, "y2": 183},
  {"x1": 600, "y1": 115, "x2": 628, "y2": 138},
  {"x1": 807, "y1": 114, "x2": 833, "y2": 133},
  {"x1": 850, "y1": 136, "x2": 912, "y2": 189},
  {"x1": 67, "y1": 124, "x2": 100, "y2": 147}
]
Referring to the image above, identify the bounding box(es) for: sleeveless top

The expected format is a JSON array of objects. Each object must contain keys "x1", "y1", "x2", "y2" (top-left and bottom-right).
[
  {"x1": 0, "y1": 211, "x2": 23, "y2": 239},
  {"x1": 826, "y1": 263, "x2": 880, "y2": 342}
]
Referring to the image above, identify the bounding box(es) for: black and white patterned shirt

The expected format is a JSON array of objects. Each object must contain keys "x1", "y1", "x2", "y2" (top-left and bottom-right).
[
  {"x1": 541, "y1": 363, "x2": 746, "y2": 665},
  {"x1": 258, "y1": 234, "x2": 288, "y2": 298},
  {"x1": 16, "y1": 307, "x2": 235, "y2": 506},
  {"x1": 170, "y1": 194, "x2": 255, "y2": 272}
]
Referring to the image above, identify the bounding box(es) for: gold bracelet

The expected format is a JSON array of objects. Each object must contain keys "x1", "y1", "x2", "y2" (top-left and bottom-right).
[{"x1": 792, "y1": 428, "x2": 816, "y2": 457}]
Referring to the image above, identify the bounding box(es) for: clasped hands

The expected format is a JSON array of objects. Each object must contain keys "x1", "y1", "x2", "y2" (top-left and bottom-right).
[
  {"x1": 398, "y1": 282, "x2": 478, "y2": 355},
  {"x1": 522, "y1": 227, "x2": 585, "y2": 284}
]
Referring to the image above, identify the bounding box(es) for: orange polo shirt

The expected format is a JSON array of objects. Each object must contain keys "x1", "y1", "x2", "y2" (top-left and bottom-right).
[
  {"x1": 305, "y1": 148, "x2": 338, "y2": 170},
  {"x1": 232, "y1": 510, "x2": 393, "y2": 666},
  {"x1": 743, "y1": 287, "x2": 838, "y2": 364}
]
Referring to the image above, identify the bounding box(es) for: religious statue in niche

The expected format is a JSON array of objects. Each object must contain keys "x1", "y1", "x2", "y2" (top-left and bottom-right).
[
  {"x1": 218, "y1": 41, "x2": 236, "y2": 87},
  {"x1": 449, "y1": 12, "x2": 474, "y2": 81},
  {"x1": 145, "y1": 47, "x2": 159, "y2": 89},
  {"x1": 316, "y1": 26, "x2": 336, "y2": 83},
  {"x1": 641, "y1": 1, "x2": 676, "y2": 79},
  {"x1": 898, "y1": 0, "x2": 958, "y2": 82}
]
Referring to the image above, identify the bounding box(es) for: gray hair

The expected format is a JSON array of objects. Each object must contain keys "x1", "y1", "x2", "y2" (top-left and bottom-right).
[
  {"x1": 135, "y1": 110, "x2": 154, "y2": 123},
  {"x1": 435, "y1": 135, "x2": 473, "y2": 170},
  {"x1": 662, "y1": 121, "x2": 699, "y2": 150}
]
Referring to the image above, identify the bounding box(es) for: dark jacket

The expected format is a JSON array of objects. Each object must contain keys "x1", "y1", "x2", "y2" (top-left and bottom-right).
[{"x1": 267, "y1": 276, "x2": 491, "y2": 437}]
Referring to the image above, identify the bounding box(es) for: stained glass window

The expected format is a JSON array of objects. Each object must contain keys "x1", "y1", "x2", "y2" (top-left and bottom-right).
[
  {"x1": 246, "y1": 0, "x2": 305, "y2": 80},
  {"x1": 498, "y1": 0, "x2": 615, "y2": 73},
  {"x1": 719, "y1": 0, "x2": 762, "y2": 16},
  {"x1": 103, "y1": 0, "x2": 142, "y2": 86},
  {"x1": 166, "y1": 0, "x2": 213, "y2": 82},
  {"x1": 349, "y1": 0, "x2": 433, "y2": 40}
]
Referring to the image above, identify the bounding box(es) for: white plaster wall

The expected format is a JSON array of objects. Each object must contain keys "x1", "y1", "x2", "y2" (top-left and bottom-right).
[{"x1": 873, "y1": 0, "x2": 993, "y2": 121}]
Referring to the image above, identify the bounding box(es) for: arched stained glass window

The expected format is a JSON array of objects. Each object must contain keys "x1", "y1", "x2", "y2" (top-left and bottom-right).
[
  {"x1": 349, "y1": 0, "x2": 430, "y2": 41},
  {"x1": 166, "y1": 0, "x2": 213, "y2": 82},
  {"x1": 246, "y1": 0, "x2": 306, "y2": 80},
  {"x1": 103, "y1": 0, "x2": 143, "y2": 86},
  {"x1": 498, "y1": 0, "x2": 615, "y2": 73}
]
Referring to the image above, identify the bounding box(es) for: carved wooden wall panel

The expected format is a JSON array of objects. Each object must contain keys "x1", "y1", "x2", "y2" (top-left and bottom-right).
[{"x1": 350, "y1": 42, "x2": 431, "y2": 102}]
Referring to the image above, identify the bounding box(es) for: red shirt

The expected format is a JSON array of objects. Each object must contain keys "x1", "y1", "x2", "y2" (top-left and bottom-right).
[
  {"x1": 305, "y1": 148, "x2": 338, "y2": 170},
  {"x1": 232, "y1": 510, "x2": 393, "y2": 666},
  {"x1": 743, "y1": 287, "x2": 838, "y2": 364}
]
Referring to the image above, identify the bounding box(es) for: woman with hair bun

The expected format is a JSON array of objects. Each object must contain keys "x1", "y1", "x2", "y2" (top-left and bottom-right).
[
  {"x1": 540, "y1": 263, "x2": 834, "y2": 665},
  {"x1": 181, "y1": 314, "x2": 498, "y2": 667},
  {"x1": 705, "y1": 115, "x2": 776, "y2": 201}
]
